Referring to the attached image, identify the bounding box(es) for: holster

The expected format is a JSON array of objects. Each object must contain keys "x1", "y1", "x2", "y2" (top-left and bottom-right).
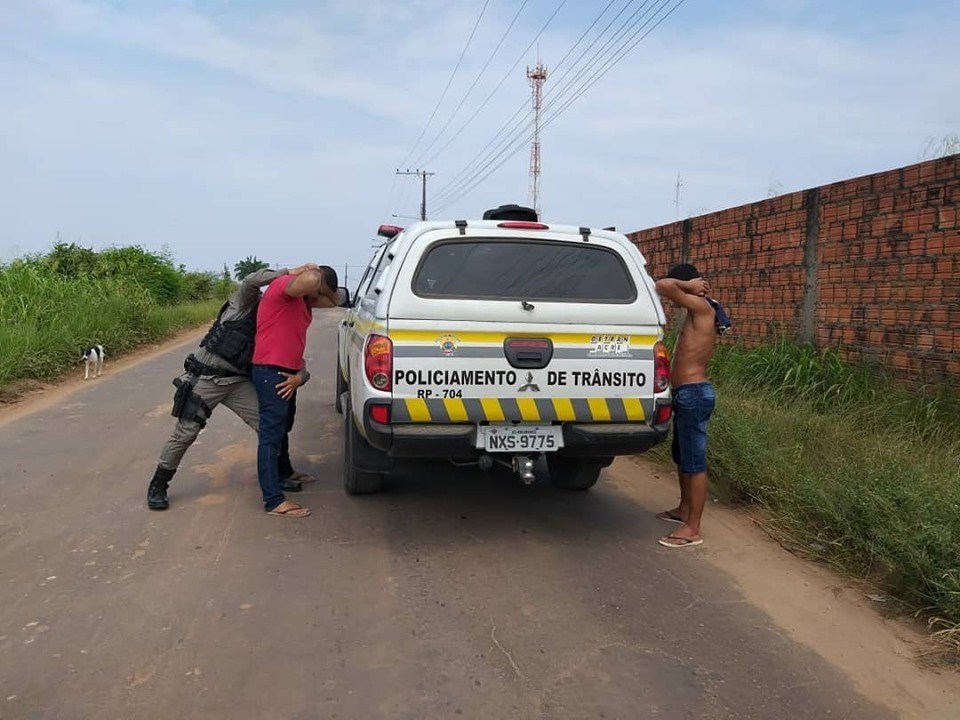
[{"x1": 171, "y1": 375, "x2": 212, "y2": 428}]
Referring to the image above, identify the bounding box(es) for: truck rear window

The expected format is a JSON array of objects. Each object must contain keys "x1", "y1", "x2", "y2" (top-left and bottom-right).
[{"x1": 413, "y1": 240, "x2": 636, "y2": 302}]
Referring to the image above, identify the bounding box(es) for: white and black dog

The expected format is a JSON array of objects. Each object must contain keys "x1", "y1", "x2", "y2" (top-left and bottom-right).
[{"x1": 81, "y1": 345, "x2": 105, "y2": 380}]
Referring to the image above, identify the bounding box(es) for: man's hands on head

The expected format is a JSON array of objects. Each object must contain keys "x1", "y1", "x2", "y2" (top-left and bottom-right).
[
  {"x1": 681, "y1": 278, "x2": 710, "y2": 297},
  {"x1": 288, "y1": 262, "x2": 319, "y2": 277},
  {"x1": 655, "y1": 277, "x2": 713, "y2": 314},
  {"x1": 284, "y1": 268, "x2": 325, "y2": 298}
]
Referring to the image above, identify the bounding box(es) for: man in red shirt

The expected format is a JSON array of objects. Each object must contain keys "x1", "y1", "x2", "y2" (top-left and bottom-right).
[{"x1": 252, "y1": 266, "x2": 339, "y2": 517}]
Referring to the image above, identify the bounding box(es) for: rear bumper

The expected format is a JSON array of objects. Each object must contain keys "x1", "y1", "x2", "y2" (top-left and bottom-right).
[{"x1": 363, "y1": 403, "x2": 668, "y2": 459}]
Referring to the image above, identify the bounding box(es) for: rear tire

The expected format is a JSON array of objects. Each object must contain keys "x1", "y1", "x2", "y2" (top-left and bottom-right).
[
  {"x1": 547, "y1": 456, "x2": 603, "y2": 491},
  {"x1": 343, "y1": 398, "x2": 385, "y2": 495}
]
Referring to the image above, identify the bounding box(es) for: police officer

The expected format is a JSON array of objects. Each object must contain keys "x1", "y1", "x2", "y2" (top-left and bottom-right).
[{"x1": 147, "y1": 263, "x2": 324, "y2": 510}]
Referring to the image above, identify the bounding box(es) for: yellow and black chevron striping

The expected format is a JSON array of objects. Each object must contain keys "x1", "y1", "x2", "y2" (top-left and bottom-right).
[{"x1": 393, "y1": 397, "x2": 652, "y2": 423}]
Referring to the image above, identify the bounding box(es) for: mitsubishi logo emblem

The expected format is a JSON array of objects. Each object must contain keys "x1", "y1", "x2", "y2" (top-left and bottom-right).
[{"x1": 517, "y1": 372, "x2": 540, "y2": 393}]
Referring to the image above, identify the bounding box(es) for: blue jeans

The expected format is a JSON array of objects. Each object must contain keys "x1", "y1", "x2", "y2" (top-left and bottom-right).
[
  {"x1": 252, "y1": 365, "x2": 298, "y2": 511},
  {"x1": 671, "y1": 382, "x2": 716, "y2": 474}
]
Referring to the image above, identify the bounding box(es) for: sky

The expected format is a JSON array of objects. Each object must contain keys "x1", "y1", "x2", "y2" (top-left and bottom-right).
[{"x1": 1, "y1": 0, "x2": 958, "y2": 281}]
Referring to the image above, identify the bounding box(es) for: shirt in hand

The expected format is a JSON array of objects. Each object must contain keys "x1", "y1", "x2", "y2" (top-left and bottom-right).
[{"x1": 252, "y1": 274, "x2": 312, "y2": 370}]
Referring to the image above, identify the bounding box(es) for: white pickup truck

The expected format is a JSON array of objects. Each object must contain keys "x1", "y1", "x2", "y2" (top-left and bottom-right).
[{"x1": 336, "y1": 208, "x2": 672, "y2": 494}]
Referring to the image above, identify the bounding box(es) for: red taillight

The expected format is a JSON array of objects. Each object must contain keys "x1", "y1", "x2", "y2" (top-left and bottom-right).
[
  {"x1": 364, "y1": 334, "x2": 393, "y2": 392},
  {"x1": 377, "y1": 224, "x2": 403, "y2": 239},
  {"x1": 497, "y1": 221, "x2": 549, "y2": 230},
  {"x1": 369, "y1": 404, "x2": 391, "y2": 425},
  {"x1": 654, "y1": 341, "x2": 670, "y2": 393},
  {"x1": 655, "y1": 403, "x2": 673, "y2": 425}
]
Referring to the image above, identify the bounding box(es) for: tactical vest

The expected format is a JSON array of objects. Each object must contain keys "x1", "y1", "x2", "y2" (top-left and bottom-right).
[{"x1": 199, "y1": 301, "x2": 258, "y2": 374}]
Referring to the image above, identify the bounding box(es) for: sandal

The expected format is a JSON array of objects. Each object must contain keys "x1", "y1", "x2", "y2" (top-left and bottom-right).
[
  {"x1": 288, "y1": 471, "x2": 316, "y2": 483},
  {"x1": 267, "y1": 501, "x2": 311, "y2": 518},
  {"x1": 658, "y1": 533, "x2": 703, "y2": 548},
  {"x1": 656, "y1": 510, "x2": 684, "y2": 524}
]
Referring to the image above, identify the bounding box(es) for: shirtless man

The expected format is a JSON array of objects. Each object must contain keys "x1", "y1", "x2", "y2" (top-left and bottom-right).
[{"x1": 654, "y1": 263, "x2": 718, "y2": 548}]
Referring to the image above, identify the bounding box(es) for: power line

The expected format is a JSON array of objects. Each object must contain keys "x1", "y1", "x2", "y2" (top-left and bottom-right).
[
  {"x1": 396, "y1": 169, "x2": 437, "y2": 221},
  {"x1": 432, "y1": 0, "x2": 670, "y2": 209},
  {"x1": 392, "y1": 170, "x2": 416, "y2": 218},
  {"x1": 432, "y1": 0, "x2": 657, "y2": 207},
  {"x1": 433, "y1": 0, "x2": 687, "y2": 213},
  {"x1": 420, "y1": 0, "x2": 572, "y2": 169},
  {"x1": 411, "y1": 0, "x2": 533, "y2": 169},
  {"x1": 431, "y1": 0, "x2": 637, "y2": 207},
  {"x1": 437, "y1": 0, "x2": 686, "y2": 213},
  {"x1": 382, "y1": 171, "x2": 400, "y2": 224},
  {"x1": 430, "y1": 0, "x2": 626, "y2": 203},
  {"x1": 395, "y1": 0, "x2": 492, "y2": 172},
  {"x1": 546, "y1": 0, "x2": 685, "y2": 128}
]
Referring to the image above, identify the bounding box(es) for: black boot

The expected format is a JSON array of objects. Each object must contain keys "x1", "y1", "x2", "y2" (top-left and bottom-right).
[{"x1": 147, "y1": 466, "x2": 175, "y2": 510}]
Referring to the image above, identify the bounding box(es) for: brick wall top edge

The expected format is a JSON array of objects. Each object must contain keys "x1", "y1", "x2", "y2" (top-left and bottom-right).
[{"x1": 627, "y1": 153, "x2": 960, "y2": 238}]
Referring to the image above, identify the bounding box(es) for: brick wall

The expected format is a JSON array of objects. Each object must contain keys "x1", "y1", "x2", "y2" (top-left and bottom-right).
[{"x1": 627, "y1": 154, "x2": 960, "y2": 382}]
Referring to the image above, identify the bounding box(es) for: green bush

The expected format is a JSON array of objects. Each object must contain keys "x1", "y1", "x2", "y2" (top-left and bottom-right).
[
  {"x1": 95, "y1": 246, "x2": 184, "y2": 304},
  {"x1": 654, "y1": 338, "x2": 960, "y2": 627},
  {"x1": 0, "y1": 244, "x2": 224, "y2": 388},
  {"x1": 181, "y1": 271, "x2": 219, "y2": 301}
]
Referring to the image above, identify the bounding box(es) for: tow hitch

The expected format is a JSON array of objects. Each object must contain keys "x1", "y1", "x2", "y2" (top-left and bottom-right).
[
  {"x1": 461, "y1": 454, "x2": 539, "y2": 485},
  {"x1": 512, "y1": 456, "x2": 536, "y2": 485}
]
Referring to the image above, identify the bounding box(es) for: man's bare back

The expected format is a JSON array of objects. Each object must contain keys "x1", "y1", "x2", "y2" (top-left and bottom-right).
[
  {"x1": 654, "y1": 275, "x2": 717, "y2": 386},
  {"x1": 672, "y1": 302, "x2": 717, "y2": 386}
]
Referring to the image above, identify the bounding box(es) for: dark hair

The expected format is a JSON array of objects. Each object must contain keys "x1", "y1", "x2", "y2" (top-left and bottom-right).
[
  {"x1": 318, "y1": 265, "x2": 339, "y2": 291},
  {"x1": 666, "y1": 263, "x2": 701, "y2": 281}
]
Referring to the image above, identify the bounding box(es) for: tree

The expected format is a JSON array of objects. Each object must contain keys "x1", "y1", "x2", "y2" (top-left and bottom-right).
[
  {"x1": 234, "y1": 256, "x2": 269, "y2": 280},
  {"x1": 920, "y1": 134, "x2": 960, "y2": 160},
  {"x1": 216, "y1": 263, "x2": 235, "y2": 300}
]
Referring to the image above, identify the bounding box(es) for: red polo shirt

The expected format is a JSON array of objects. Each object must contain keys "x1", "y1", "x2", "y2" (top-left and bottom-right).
[{"x1": 252, "y1": 275, "x2": 312, "y2": 370}]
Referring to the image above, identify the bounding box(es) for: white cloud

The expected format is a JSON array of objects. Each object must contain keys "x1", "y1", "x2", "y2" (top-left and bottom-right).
[{"x1": 2, "y1": 0, "x2": 958, "y2": 271}]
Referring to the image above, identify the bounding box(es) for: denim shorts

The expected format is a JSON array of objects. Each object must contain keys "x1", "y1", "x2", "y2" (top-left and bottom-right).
[{"x1": 670, "y1": 382, "x2": 716, "y2": 474}]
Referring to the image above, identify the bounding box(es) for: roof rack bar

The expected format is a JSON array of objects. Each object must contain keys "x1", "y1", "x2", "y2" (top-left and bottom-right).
[
  {"x1": 455, "y1": 220, "x2": 467, "y2": 236},
  {"x1": 580, "y1": 226, "x2": 591, "y2": 242}
]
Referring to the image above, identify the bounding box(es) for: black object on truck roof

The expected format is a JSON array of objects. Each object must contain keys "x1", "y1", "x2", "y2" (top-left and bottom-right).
[{"x1": 482, "y1": 204, "x2": 539, "y2": 222}]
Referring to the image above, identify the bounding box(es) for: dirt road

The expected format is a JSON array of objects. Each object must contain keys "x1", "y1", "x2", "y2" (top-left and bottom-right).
[{"x1": 0, "y1": 312, "x2": 956, "y2": 719}]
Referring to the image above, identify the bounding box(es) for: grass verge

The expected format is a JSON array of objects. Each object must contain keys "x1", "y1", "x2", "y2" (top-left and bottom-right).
[
  {"x1": 0, "y1": 267, "x2": 221, "y2": 392},
  {"x1": 651, "y1": 339, "x2": 960, "y2": 654}
]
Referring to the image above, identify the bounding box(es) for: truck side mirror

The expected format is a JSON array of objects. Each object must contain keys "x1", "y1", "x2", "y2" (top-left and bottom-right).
[{"x1": 336, "y1": 287, "x2": 352, "y2": 308}]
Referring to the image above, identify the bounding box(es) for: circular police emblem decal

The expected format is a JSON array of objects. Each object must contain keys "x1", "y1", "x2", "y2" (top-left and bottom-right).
[{"x1": 437, "y1": 334, "x2": 461, "y2": 356}]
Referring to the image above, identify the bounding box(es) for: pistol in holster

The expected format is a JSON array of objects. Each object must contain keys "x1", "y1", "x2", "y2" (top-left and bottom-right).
[{"x1": 171, "y1": 374, "x2": 212, "y2": 428}]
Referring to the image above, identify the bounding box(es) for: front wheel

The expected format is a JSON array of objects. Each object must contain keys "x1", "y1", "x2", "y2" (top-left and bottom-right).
[{"x1": 547, "y1": 456, "x2": 603, "y2": 491}]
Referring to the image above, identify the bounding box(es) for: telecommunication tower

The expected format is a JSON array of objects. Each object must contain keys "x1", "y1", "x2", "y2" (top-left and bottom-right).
[{"x1": 527, "y1": 60, "x2": 548, "y2": 218}]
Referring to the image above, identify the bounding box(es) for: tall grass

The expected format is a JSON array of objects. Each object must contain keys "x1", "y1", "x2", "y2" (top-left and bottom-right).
[
  {"x1": 0, "y1": 259, "x2": 222, "y2": 388},
  {"x1": 654, "y1": 339, "x2": 960, "y2": 634}
]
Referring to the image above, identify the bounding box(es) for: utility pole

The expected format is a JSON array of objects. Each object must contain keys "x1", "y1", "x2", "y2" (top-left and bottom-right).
[
  {"x1": 395, "y1": 169, "x2": 436, "y2": 221},
  {"x1": 527, "y1": 60, "x2": 548, "y2": 219},
  {"x1": 674, "y1": 172, "x2": 683, "y2": 222}
]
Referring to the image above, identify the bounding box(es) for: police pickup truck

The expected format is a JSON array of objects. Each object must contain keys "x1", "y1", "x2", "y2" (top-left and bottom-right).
[{"x1": 336, "y1": 206, "x2": 672, "y2": 494}]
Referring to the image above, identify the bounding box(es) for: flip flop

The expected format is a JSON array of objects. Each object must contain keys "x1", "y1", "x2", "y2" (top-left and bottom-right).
[
  {"x1": 656, "y1": 510, "x2": 684, "y2": 524},
  {"x1": 267, "y1": 502, "x2": 311, "y2": 518},
  {"x1": 288, "y1": 471, "x2": 316, "y2": 483},
  {"x1": 658, "y1": 534, "x2": 703, "y2": 549}
]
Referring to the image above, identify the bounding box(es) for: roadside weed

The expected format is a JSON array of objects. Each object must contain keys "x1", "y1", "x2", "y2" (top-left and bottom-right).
[{"x1": 653, "y1": 339, "x2": 960, "y2": 645}]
